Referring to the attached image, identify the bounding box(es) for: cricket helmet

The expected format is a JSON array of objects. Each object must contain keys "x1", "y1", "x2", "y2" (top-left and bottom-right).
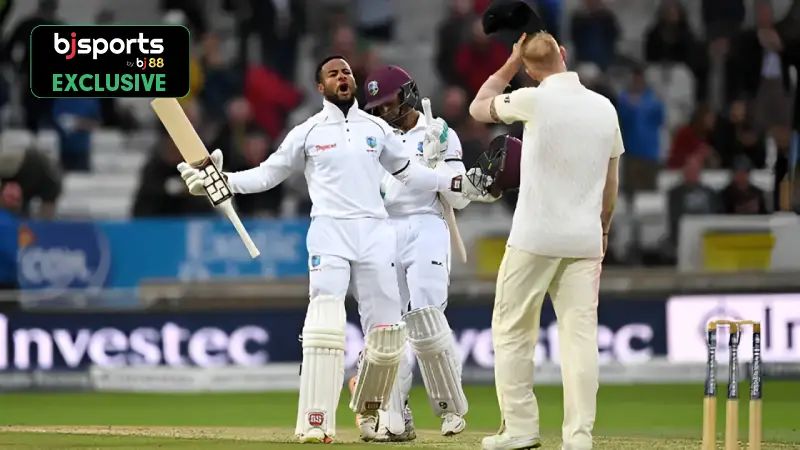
[
  {"x1": 363, "y1": 65, "x2": 420, "y2": 113},
  {"x1": 482, "y1": 0, "x2": 546, "y2": 35},
  {"x1": 470, "y1": 134, "x2": 522, "y2": 197}
]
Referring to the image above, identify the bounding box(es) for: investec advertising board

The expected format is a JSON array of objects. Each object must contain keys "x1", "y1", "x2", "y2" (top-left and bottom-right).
[
  {"x1": 667, "y1": 293, "x2": 800, "y2": 362},
  {"x1": 0, "y1": 301, "x2": 664, "y2": 372}
]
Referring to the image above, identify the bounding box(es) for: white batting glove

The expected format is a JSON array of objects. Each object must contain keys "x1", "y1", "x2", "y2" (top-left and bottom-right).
[
  {"x1": 422, "y1": 117, "x2": 449, "y2": 168},
  {"x1": 463, "y1": 167, "x2": 502, "y2": 203},
  {"x1": 177, "y1": 148, "x2": 224, "y2": 196}
]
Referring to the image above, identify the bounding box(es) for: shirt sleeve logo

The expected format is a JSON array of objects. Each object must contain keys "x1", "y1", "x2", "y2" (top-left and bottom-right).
[
  {"x1": 504, "y1": 95, "x2": 511, "y2": 104},
  {"x1": 417, "y1": 141, "x2": 423, "y2": 153}
]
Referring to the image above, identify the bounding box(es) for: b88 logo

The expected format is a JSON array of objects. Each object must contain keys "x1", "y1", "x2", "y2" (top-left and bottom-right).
[{"x1": 135, "y1": 57, "x2": 164, "y2": 70}]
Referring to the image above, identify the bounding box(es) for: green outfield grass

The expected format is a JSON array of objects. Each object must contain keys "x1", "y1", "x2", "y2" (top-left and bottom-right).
[{"x1": 1, "y1": 382, "x2": 799, "y2": 449}]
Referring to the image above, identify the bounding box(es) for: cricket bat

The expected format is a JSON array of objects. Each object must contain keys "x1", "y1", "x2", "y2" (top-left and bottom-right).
[
  {"x1": 150, "y1": 98, "x2": 260, "y2": 259},
  {"x1": 422, "y1": 97, "x2": 468, "y2": 264}
]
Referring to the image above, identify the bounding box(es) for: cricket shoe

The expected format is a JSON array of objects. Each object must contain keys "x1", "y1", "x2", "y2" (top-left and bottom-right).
[
  {"x1": 482, "y1": 433, "x2": 541, "y2": 450},
  {"x1": 357, "y1": 410, "x2": 379, "y2": 442},
  {"x1": 374, "y1": 403, "x2": 417, "y2": 442},
  {"x1": 297, "y1": 428, "x2": 333, "y2": 444},
  {"x1": 441, "y1": 412, "x2": 466, "y2": 436}
]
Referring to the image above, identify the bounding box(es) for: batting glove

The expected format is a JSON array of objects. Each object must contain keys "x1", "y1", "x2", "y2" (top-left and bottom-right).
[
  {"x1": 177, "y1": 148, "x2": 224, "y2": 196},
  {"x1": 463, "y1": 167, "x2": 502, "y2": 203},
  {"x1": 422, "y1": 117, "x2": 449, "y2": 167}
]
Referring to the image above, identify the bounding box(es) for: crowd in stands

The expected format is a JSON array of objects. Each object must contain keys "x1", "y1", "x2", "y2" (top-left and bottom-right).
[{"x1": 0, "y1": 0, "x2": 799, "y2": 267}]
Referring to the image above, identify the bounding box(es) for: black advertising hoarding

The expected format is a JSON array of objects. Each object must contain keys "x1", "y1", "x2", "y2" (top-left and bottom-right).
[
  {"x1": 0, "y1": 299, "x2": 666, "y2": 372},
  {"x1": 29, "y1": 25, "x2": 190, "y2": 98}
]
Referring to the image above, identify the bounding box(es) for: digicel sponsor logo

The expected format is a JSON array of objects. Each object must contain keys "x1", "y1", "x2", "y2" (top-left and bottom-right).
[{"x1": 53, "y1": 32, "x2": 164, "y2": 60}]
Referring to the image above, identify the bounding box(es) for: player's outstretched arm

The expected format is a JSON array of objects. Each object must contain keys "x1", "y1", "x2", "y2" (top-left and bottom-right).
[{"x1": 225, "y1": 127, "x2": 305, "y2": 194}]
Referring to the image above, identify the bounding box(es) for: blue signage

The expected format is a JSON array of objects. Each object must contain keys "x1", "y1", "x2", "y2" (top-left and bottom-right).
[{"x1": 15, "y1": 218, "x2": 311, "y2": 290}]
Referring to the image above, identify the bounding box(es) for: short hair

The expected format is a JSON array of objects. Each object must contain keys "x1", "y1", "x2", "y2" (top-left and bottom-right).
[
  {"x1": 315, "y1": 55, "x2": 347, "y2": 83},
  {"x1": 521, "y1": 32, "x2": 561, "y2": 71}
]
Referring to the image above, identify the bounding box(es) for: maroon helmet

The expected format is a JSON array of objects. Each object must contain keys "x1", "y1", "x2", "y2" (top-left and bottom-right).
[
  {"x1": 363, "y1": 65, "x2": 420, "y2": 116},
  {"x1": 470, "y1": 134, "x2": 522, "y2": 197}
]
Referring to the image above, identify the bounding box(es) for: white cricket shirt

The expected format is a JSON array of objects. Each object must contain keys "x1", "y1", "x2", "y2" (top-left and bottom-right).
[
  {"x1": 494, "y1": 71, "x2": 624, "y2": 258},
  {"x1": 226, "y1": 99, "x2": 431, "y2": 219},
  {"x1": 381, "y1": 114, "x2": 466, "y2": 216}
]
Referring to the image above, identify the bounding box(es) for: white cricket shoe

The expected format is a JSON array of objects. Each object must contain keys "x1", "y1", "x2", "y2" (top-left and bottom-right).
[
  {"x1": 357, "y1": 411, "x2": 379, "y2": 442},
  {"x1": 375, "y1": 403, "x2": 416, "y2": 442},
  {"x1": 297, "y1": 428, "x2": 333, "y2": 444},
  {"x1": 482, "y1": 433, "x2": 541, "y2": 450},
  {"x1": 441, "y1": 412, "x2": 466, "y2": 436}
]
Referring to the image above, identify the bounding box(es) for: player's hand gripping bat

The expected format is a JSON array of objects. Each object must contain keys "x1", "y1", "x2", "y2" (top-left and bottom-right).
[
  {"x1": 150, "y1": 98, "x2": 260, "y2": 259},
  {"x1": 422, "y1": 97, "x2": 468, "y2": 264}
]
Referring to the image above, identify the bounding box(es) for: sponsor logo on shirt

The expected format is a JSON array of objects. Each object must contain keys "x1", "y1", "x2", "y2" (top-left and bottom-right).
[
  {"x1": 314, "y1": 143, "x2": 336, "y2": 152},
  {"x1": 417, "y1": 141, "x2": 423, "y2": 153},
  {"x1": 366, "y1": 136, "x2": 377, "y2": 153},
  {"x1": 503, "y1": 95, "x2": 511, "y2": 103}
]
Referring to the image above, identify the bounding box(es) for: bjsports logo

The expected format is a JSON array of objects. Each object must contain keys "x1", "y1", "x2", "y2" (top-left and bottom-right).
[
  {"x1": 53, "y1": 31, "x2": 164, "y2": 60},
  {"x1": 30, "y1": 25, "x2": 190, "y2": 98},
  {"x1": 17, "y1": 222, "x2": 110, "y2": 292}
]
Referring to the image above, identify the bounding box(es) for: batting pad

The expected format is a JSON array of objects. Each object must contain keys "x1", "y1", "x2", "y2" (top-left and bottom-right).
[
  {"x1": 295, "y1": 295, "x2": 346, "y2": 438},
  {"x1": 404, "y1": 306, "x2": 468, "y2": 416},
  {"x1": 349, "y1": 323, "x2": 407, "y2": 414},
  {"x1": 378, "y1": 354, "x2": 410, "y2": 435}
]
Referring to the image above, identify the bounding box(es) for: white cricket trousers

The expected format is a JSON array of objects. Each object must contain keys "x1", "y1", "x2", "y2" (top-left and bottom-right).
[
  {"x1": 390, "y1": 213, "x2": 450, "y2": 312},
  {"x1": 306, "y1": 216, "x2": 402, "y2": 333},
  {"x1": 492, "y1": 245, "x2": 601, "y2": 450}
]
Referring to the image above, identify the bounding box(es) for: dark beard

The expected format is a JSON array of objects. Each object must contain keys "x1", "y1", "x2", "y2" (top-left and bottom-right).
[{"x1": 324, "y1": 92, "x2": 355, "y2": 115}]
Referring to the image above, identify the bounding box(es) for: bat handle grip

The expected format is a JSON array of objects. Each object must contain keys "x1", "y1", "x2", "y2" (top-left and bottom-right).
[{"x1": 219, "y1": 200, "x2": 261, "y2": 258}]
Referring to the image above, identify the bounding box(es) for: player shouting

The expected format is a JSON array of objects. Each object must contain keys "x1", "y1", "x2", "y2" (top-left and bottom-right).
[{"x1": 177, "y1": 56, "x2": 486, "y2": 444}]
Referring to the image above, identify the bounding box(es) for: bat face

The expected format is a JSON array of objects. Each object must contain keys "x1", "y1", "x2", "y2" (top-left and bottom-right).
[
  {"x1": 150, "y1": 98, "x2": 210, "y2": 166},
  {"x1": 150, "y1": 98, "x2": 231, "y2": 206}
]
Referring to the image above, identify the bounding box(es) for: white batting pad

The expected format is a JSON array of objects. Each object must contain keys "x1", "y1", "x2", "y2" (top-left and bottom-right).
[
  {"x1": 295, "y1": 296, "x2": 346, "y2": 438},
  {"x1": 349, "y1": 323, "x2": 407, "y2": 414},
  {"x1": 378, "y1": 354, "x2": 409, "y2": 435},
  {"x1": 404, "y1": 306, "x2": 468, "y2": 416}
]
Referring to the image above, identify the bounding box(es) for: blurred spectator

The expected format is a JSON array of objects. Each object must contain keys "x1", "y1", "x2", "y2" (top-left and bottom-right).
[
  {"x1": 52, "y1": 98, "x2": 101, "y2": 172},
  {"x1": 0, "y1": 148, "x2": 62, "y2": 219},
  {"x1": 667, "y1": 104, "x2": 717, "y2": 169},
  {"x1": 535, "y1": 0, "x2": 563, "y2": 39},
  {"x1": 95, "y1": 9, "x2": 138, "y2": 132},
  {"x1": 667, "y1": 155, "x2": 719, "y2": 245},
  {"x1": 0, "y1": 181, "x2": 20, "y2": 289},
  {"x1": 710, "y1": 99, "x2": 766, "y2": 169},
  {"x1": 720, "y1": 156, "x2": 768, "y2": 214},
  {"x1": 570, "y1": 0, "x2": 619, "y2": 71},
  {"x1": 645, "y1": 0, "x2": 707, "y2": 99},
  {"x1": 458, "y1": 116, "x2": 492, "y2": 171},
  {"x1": 200, "y1": 32, "x2": 239, "y2": 126},
  {"x1": 227, "y1": 0, "x2": 305, "y2": 81},
  {"x1": 770, "y1": 126, "x2": 794, "y2": 211},
  {"x1": 2, "y1": 0, "x2": 61, "y2": 131},
  {"x1": 356, "y1": 0, "x2": 395, "y2": 41},
  {"x1": 161, "y1": 0, "x2": 207, "y2": 37},
  {"x1": 439, "y1": 85, "x2": 469, "y2": 131},
  {"x1": 702, "y1": 0, "x2": 745, "y2": 40},
  {"x1": 577, "y1": 63, "x2": 616, "y2": 105},
  {"x1": 617, "y1": 67, "x2": 665, "y2": 193},
  {"x1": 228, "y1": 126, "x2": 284, "y2": 217},
  {"x1": 455, "y1": 19, "x2": 510, "y2": 96},
  {"x1": 436, "y1": 0, "x2": 475, "y2": 86},
  {"x1": 132, "y1": 133, "x2": 211, "y2": 217},
  {"x1": 244, "y1": 64, "x2": 303, "y2": 140},
  {"x1": 211, "y1": 97, "x2": 257, "y2": 162},
  {"x1": 727, "y1": 1, "x2": 792, "y2": 132}
]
